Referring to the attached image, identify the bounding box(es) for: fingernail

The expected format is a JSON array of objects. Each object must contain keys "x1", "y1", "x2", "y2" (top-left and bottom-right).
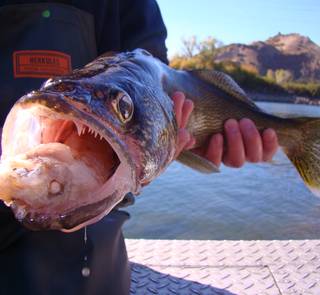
[
  {"x1": 240, "y1": 119, "x2": 257, "y2": 137},
  {"x1": 225, "y1": 119, "x2": 239, "y2": 134},
  {"x1": 264, "y1": 128, "x2": 276, "y2": 141},
  {"x1": 240, "y1": 118, "x2": 255, "y2": 131},
  {"x1": 173, "y1": 91, "x2": 184, "y2": 100}
]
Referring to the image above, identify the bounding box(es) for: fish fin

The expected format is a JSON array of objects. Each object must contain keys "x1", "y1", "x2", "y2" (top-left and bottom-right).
[
  {"x1": 190, "y1": 70, "x2": 259, "y2": 109},
  {"x1": 284, "y1": 118, "x2": 320, "y2": 197},
  {"x1": 176, "y1": 150, "x2": 220, "y2": 174}
]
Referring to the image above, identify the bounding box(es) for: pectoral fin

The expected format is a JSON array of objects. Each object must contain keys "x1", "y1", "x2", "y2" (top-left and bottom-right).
[{"x1": 176, "y1": 150, "x2": 220, "y2": 174}]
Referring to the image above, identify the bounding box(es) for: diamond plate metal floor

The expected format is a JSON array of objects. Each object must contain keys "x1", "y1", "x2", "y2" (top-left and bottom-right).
[{"x1": 126, "y1": 239, "x2": 320, "y2": 295}]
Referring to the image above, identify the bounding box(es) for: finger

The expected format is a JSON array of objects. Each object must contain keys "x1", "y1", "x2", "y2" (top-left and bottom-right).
[
  {"x1": 262, "y1": 128, "x2": 278, "y2": 162},
  {"x1": 223, "y1": 119, "x2": 246, "y2": 168},
  {"x1": 180, "y1": 99, "x2": 194, "y2": 129},
  {"x1": 171, "y1": 91, "x2": 185, "y2": 128},
  {"x1": 205, "y1": 133, "x2": 224, "y2": 167},
  {"x1": 175, "y1": 128, "x2": 190, "y2": 158},
  {"x1": 239, "y1": 118, "x2": 263, "y2": 163}
]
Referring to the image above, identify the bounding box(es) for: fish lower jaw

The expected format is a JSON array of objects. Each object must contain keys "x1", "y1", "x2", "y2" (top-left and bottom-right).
[
  {"x1": 10, "y1": 190, "x2": 127, "y2": 231},
  {"x1": 10, "y1": 162, "x2": 135, "y2": 231}
]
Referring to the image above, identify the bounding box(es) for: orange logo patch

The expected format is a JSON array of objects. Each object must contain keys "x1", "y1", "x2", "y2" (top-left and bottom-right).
[{"x1": 13, "y1": 50, "x2": 71, "y2": 78}]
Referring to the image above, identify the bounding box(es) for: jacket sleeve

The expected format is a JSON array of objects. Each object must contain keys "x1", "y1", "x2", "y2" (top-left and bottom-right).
[{"x1": 119, "y1": 0, "x2": 168, "y2": 63}]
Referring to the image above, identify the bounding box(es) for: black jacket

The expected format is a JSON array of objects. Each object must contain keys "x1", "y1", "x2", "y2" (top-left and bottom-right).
[
  {"x1": 0, "y1": 0, "x2": 168, "y2": 59},
  {"x1": 0, "y1": 1, "x2": 168, "y2": 294},
  {"x1": 0, "y1": 0, "x2": 168, "y2": 125}
]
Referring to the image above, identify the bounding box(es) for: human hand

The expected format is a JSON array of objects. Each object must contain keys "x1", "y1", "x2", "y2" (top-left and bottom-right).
[
  {"x1": 199, "y1": 118, "x2": 279, "y2": 168},
  {"x1": 171, "y1": 92, "x2": 195, "y2": 158},
  {"x1": 171, "y1": 92, "x2": 279, "y2": 167}
]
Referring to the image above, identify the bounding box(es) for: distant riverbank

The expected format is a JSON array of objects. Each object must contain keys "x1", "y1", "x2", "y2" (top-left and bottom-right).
[{"x1": 248, "y1": 91, "x2": 320, "y2": 106}]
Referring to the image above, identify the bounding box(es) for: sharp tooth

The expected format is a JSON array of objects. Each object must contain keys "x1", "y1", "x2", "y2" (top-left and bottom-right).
[
  {"x1": 75, "y1": 123, "x2": 102, "y2": 139},
  {"x1": 74, "y1": 121, "x2": 83, "y2": 136}
]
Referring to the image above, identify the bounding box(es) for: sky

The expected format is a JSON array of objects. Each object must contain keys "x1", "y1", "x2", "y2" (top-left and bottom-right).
[{"x1": 157, "y1": 0, "x2": 320, "y2": 57}]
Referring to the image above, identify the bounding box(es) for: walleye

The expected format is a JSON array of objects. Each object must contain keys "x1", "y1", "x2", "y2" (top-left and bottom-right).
[{"x1": 0, "y1": 49, "x2": 319, "y2": 231}]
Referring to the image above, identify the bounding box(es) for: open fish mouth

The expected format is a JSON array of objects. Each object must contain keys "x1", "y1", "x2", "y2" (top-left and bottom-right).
[{"x1": 1, "y1": 92, "x2": 136, "y2": 231}]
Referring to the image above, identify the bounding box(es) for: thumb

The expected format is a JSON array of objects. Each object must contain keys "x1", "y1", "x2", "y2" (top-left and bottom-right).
[{"x1": 175, "y1": 128, "x2": 195, "y2": 159}]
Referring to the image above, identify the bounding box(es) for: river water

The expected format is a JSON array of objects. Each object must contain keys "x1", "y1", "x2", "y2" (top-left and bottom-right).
[{"x1": 123, "y1": 102, "x2": 320, "y2": 240}]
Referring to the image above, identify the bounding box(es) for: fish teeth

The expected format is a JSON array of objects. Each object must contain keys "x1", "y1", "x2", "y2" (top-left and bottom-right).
[
  {"x1": 74, "y1": 120, "x2": 84, "y2": 136},
  {"x1": 80, "y1": 125, "x2": 86, "y2": 135},
  {"x1": 74, "y1": 121, "x2": 103, "y2": 140}
]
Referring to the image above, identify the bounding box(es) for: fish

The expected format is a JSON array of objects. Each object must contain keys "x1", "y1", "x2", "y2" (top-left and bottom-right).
[{"x1": 0, "y1": 48, "x2": 319, "y2": 232}]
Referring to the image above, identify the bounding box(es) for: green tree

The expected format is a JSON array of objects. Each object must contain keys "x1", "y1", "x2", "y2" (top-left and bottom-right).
[
  {"x1": 275, "y1": 69, "x2": 293, "y2": 84},
  {"x1": 173, "y1": 36, "x2": 222, "y2": 69},
  {"x1": 266, "y1": 69, "x2": 275, "y2": 81}
]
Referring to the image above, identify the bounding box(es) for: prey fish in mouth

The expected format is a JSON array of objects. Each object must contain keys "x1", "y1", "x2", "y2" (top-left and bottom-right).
[
  {"x1": 1, "y1": 49, "x2": 320, "y2": 232},
  {"x1": 0, "y1": 90, "x2": 137, "y2": 231}
]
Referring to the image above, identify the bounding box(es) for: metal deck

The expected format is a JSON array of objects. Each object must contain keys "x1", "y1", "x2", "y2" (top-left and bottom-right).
[{"x1": 126, "y1": 239, "x2": 320, "y2": 295}]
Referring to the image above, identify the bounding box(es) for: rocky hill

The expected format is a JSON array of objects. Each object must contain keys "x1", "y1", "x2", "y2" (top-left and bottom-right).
[{"x1": 214, "y1": 33, "x2": 320, "y2": 82}]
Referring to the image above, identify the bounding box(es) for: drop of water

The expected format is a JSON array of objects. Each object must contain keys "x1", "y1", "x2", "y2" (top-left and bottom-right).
[
  {"x1": 84, "y1": 226, "x2": 87, "y2": 243},
  {"x1": 81, "y1": 267, "x2": 91, "y2": 277},
  {"x1": 81, "y1": 227, "x2": 90, "y2": 277}
]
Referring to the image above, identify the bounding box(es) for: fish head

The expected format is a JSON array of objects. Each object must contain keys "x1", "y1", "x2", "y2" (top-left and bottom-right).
[{"x1": 0, "y1": 50, "x2": 177, "y2": 231}]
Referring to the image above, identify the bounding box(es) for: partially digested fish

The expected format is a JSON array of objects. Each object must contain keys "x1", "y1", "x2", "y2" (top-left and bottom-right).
[{"x1": 0, "y1": 49, "x2": 319, "y2": 231}]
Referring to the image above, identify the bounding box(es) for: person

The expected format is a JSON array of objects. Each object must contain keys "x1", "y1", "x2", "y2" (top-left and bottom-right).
[{"x1": 0, "y1": 1, "x2": 278, "y2": 294}]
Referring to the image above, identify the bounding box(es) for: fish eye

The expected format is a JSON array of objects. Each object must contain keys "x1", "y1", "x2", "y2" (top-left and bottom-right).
[{"x1": 112, "y1": 93, "x2": 134, "y2": 123}]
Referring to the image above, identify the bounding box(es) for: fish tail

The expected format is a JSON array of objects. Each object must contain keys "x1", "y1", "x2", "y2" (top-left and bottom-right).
[{"x1": 283, "y1": 117, "x2": 320, "y2": 197}]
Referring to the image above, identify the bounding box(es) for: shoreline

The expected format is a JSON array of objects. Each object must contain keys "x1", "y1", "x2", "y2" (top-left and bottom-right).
[{"x1": 247, "y1": 91, "x2": 320, "y2": 106}]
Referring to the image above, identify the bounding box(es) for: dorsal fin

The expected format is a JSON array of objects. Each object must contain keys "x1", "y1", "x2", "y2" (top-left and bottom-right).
[{"x1": 190, "y1": 70, "x2": 259, "y2": 109}]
